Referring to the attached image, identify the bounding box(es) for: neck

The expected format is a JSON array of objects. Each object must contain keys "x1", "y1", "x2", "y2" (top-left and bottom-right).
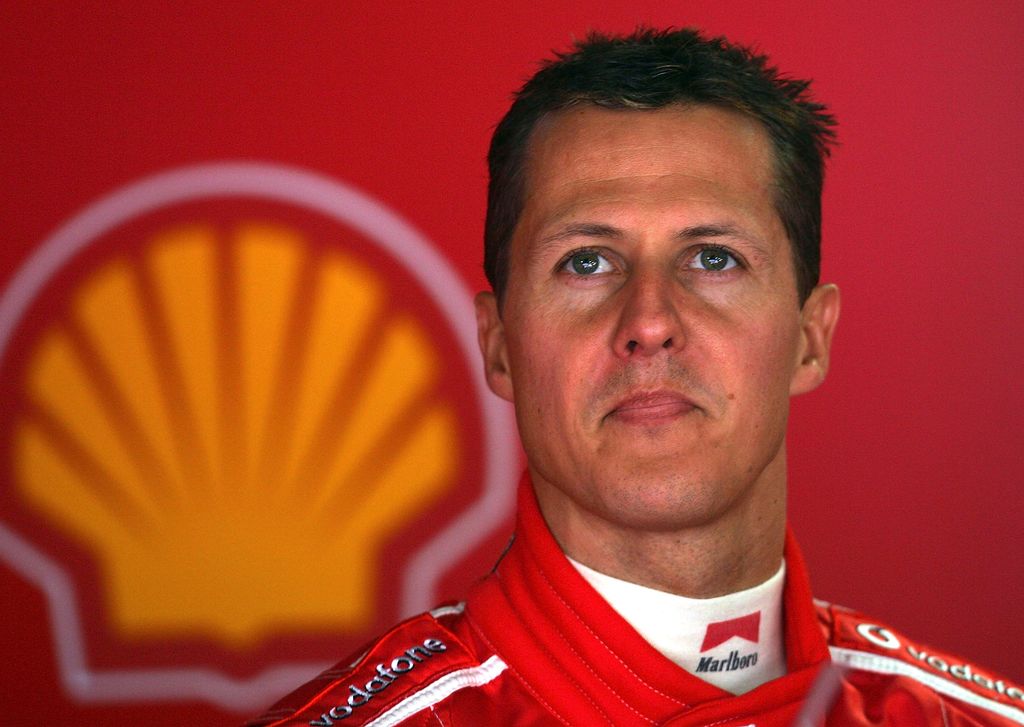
[{"x1": 531, "y1": 451, "x2": 787, "y2": 598}]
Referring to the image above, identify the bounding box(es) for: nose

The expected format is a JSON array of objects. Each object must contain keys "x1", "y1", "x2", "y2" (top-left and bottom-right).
[{"x1": 611, "y1": 268, "x2": 685, "y2": 359}]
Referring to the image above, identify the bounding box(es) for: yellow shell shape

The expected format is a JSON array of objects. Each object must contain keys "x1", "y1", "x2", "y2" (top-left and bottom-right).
[{"x1": 14, "y1": 221, "x2": 458, "y2": 647}]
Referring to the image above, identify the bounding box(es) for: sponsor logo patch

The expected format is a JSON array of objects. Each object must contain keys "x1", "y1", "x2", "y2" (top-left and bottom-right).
[
  {"x1": 855, "y1": 622, "x2": 1024, "y2": 703},
  {"x1": 701, "y1": 611, "x2": 761, "y2": 652},
  {"x1": 696, "y1": 649, "x2": 760, "y2": 674},
  {"x1": 309, "y1": 638, "x2": 448, "y2": 725},
  {"x1": 696, "y1": 611, "x2": 762, "y2": 675}
]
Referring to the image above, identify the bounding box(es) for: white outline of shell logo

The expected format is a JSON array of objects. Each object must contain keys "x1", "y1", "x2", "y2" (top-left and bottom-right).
[{"x1": 0, "y1": 161, "x2": 519, "y2": 711}]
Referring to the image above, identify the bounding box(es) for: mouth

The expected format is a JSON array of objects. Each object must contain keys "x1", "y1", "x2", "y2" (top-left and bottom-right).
[{"x1": 606, "y1": 390, "x2": 699, "y2": 425}]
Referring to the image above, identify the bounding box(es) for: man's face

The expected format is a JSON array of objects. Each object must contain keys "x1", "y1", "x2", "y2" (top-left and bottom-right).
[{"x1": 476, "y1": 104, "x2": 837, "y2": 540}]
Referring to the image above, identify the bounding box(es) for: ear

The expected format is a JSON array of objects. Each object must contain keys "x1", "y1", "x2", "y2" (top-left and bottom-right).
[
  {"x1": 474, "y1": 291, "x2": 515, "y2": 402},
  {"x1": 789, "y1": 283, "x2": 841, "y2": 396}
]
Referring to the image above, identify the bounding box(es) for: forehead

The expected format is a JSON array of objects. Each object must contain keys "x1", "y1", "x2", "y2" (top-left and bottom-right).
[{"x1": 516, "y1": 103, "x2": 780, "y2": 240}]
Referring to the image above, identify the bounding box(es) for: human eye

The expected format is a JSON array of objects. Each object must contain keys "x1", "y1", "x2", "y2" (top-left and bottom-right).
[
  {"x1": 560, "y1": 248, "x2": 615, "y2": 276},
  {"x1": 689, "y1": 246, "x2": 740, "y2": 272}
]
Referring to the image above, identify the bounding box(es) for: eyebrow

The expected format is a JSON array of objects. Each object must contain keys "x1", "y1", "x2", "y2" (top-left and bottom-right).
[
  {"x1": 675, "y1": 223, "x2": 746, "y2": 241},
  {"x1": 536, "y1": 221, "x2": 753, "y2": 249},
  {"x1": 537, "y1": 222, "x2": 621, "y2": 247}
]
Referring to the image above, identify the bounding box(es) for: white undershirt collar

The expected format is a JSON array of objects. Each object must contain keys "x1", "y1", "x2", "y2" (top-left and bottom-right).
[{"x1": 568, "y1": 557, "x2": 787, "y2": 694}]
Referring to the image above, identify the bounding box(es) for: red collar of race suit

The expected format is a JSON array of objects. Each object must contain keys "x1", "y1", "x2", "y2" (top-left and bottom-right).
[{"x1": 464, "y1": 472, "x2": 831, "y2": 725}]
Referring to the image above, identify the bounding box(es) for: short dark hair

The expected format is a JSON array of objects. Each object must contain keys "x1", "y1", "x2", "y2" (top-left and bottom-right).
[{"x1": 484, "y1": 27, "x2": 837, "y2": 304}]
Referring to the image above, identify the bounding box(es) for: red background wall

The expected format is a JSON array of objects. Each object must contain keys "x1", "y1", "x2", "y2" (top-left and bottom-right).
[{"x1": 1, "y1": 2, "x2": 1021, "y2": 723}]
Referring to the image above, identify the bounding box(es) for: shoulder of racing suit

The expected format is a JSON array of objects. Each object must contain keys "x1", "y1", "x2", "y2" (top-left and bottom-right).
[
  {"x1": 245, "y1": 603, "x2": 499, "y2": 727},
  {"x1": 815, "y1": 599, "x2": 1024, "y2": 724}
]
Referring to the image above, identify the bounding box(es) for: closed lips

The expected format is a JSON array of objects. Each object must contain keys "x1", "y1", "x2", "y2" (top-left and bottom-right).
[{"x1": 607, "y1": 391, "x2": 697, "y2": 423}]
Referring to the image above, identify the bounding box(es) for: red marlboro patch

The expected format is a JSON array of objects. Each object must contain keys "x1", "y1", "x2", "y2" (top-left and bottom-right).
[{"x1": 701, "y1": 612, "x2": 761, "y2": 652}]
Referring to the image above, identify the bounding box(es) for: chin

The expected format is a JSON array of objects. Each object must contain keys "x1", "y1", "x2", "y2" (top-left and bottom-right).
[{"x1": 592, "y1": 470, "x2": 742, "y2": 532}]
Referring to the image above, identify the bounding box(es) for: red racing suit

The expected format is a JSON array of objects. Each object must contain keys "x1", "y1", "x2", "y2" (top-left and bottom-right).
[{"x1": 250, "y1": 479, "x2": 1024, "y2": 726}]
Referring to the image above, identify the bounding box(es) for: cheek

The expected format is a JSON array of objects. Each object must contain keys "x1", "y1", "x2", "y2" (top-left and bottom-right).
[
  {"x1": 505, "y1": 321, "x2": 597, "y2": 438},
  {"x1": 506, "y1": 331, "x2": 562, "y2": 412},
  {"x1": 506, "y1": 297, "x2": 598, "y2": 387},
  {"x1": 727, "y1": 318, "x2": 801, "y2": 403}
]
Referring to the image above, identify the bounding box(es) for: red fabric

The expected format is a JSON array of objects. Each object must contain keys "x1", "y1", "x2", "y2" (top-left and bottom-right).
[{"x1": 249, "y1": 475, "x2": 1024, "y2": 726}]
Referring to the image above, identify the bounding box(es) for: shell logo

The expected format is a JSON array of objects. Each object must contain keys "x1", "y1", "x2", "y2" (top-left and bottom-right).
[{"x1": 0, "y1": 162, "x2": 518, "y2": 711}]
